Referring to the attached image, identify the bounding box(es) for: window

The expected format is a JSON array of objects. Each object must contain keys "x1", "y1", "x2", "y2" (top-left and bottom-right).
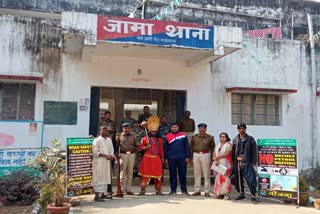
[
  {"x1": 232, "y1": 93, "x2": 280, "y2": 126},
  {"x1": 0, "y1": 83, "x2": 35, "y2": 120}
]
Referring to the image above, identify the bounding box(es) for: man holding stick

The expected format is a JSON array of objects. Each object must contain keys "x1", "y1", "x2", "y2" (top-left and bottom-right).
[
  {"x1": 232, "y1": 123, "x2": 258, "y2": 204},
  {"x1": 137, "y1": 117, "x2": 164, "y2": 196}
]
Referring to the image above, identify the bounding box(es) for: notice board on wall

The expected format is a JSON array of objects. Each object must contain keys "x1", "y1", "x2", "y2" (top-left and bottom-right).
[{"x1": 43, "y1": 101, "x2": 77, "y2": 125}]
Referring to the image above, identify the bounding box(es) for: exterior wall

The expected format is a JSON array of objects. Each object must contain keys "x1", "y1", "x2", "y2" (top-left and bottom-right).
[
  {"x1": 42, "y1": 37, "x2": 319, "y2": 168},
  {"x1": 0, "y1": 14, "x2": 61, "y2": 122},
  {"x1": 41, "y1": 52, "x2": 211, "y2": 145},
  {"x1": 210, "y1": 37, "x2": 315, "y2": 169},
  {"x1": 318, "y1": 97, "x2": 320, "y2": 165},
  {"x1": 2, "y1": 0, "x2": 320, "y2": 39},
  {"x1": 0, "y1": 13, "x2": 319, "y2": 169}
]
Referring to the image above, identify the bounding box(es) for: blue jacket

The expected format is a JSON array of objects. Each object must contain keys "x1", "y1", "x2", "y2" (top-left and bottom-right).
[{"x1": 164, "y1": 132, "x2": 190, "y2": 160}]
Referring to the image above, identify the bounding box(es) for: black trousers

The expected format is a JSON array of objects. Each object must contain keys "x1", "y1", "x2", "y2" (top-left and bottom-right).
[{"x1": 234, "y1": 163, "x2": 257, "y2": 196}]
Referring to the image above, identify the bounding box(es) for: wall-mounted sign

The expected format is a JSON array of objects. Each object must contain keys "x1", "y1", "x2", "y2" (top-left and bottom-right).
[
  {"x1": 0, "y1": 121, "x2": 43, "y2": 176},
  {"x1": 79, "y1": 98, "x2": 90, "y2": 112},
  {"x1": 44, "y1": 101, "x2": 77, "y2": 125},
  {"x1": 97, "y1": 16, "x2": 214, "y2": 50}
]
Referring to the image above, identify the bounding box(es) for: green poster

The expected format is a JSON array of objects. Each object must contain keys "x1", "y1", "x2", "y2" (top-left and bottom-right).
[{"x1": 66, "y1": 138, "x2": 93, "y2": 197}]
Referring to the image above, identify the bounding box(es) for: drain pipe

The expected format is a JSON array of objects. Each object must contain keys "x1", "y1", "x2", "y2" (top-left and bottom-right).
[{"x1": 307, "y1": 14, "x2": 318, "y2": 168}]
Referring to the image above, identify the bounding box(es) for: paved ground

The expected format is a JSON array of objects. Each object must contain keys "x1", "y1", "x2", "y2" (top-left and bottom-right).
[{"x1": 71, "y1": 186, "x2": 319, "y2": 214}]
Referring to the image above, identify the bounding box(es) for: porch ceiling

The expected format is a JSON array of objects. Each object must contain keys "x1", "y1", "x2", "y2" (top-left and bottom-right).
[{"x1": 81, "y1": 42, "x2": 239, "y2": 66}]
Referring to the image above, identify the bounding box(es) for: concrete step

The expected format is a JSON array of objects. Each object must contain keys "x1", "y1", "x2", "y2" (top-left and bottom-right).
[
  {"x1": 111, "y1": 165, "x2": 214, "y2": 186},
  {"x1": 112, "y1": 167, "x2": 197, "y2": 177},
  {"x1": 111, "y1": 174, "x2": 215, "y2": 186}
]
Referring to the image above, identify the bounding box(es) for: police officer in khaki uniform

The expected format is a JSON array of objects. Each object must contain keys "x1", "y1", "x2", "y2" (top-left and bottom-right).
[
  {"x1": 131, "y1": 120, "x2": 146, "y2": 177},
  {"x1": 116, "y1": 122, "x2": 137, "y2": 195},
  {"x1": 190, "y1": 123, "x2": 215, "y2": 197}
]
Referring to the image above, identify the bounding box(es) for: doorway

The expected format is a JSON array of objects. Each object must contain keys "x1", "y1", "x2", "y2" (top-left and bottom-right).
[{"x1": 89, "y1": 87, "x2": 186, "y2": 135}]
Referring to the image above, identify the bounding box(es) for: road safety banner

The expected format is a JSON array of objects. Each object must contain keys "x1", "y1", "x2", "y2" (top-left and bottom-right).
[
  {"x1": 257, "y1": 139, "x2": 298, "y2": 199},
  {"x1": 66, "y1": 138, "x2": 93, "y2": 197}
]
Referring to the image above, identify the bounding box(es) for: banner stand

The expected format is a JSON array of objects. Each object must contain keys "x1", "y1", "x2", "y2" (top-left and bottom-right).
[{"x1": 257, "y1": 139, "x2": 298, "y2": 205}]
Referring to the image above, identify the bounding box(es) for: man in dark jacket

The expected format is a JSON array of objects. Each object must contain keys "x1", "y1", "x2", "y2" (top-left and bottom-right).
[
  {"x1": 164, "y1": 122, "x2": 190, "y2": 195},
  {"x1": 232, "y1": 123, "x2": 258, "y2": 204}
]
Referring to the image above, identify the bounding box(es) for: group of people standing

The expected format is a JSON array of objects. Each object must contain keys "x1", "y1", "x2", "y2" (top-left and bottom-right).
[{"x1": 91, "y1": 106, "x2": 259, "y2": 204}]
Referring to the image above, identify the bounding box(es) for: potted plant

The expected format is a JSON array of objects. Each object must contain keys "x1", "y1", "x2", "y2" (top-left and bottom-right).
[
  {"x1": 311, "y1": 189, "x2": 320, "y2": 210},
  {"x1": 299, "y1": 177, "x2": 309, "y2": 206},
  {"x1": 33, "y1": 139, "x2": 71, "y2": 214}
]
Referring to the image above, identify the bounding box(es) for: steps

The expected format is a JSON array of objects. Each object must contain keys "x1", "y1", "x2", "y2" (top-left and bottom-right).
[{"x1": 111, "y1": 165, "x2": 215, "y2": 186}]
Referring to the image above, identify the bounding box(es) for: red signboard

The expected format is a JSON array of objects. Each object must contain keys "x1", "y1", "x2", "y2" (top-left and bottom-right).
[{"x1": 97, "y1": 16, "x2": 214, "y2": 50}]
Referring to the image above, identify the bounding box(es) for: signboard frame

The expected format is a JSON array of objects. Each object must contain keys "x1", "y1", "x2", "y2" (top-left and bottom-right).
[
  {"x1": 97, "y1": 16, "x2": 215, "y2": 50},
  {"x1": 66, "y1": 137, "x2": 94, "y2": 197},
  {"x1": 257, "y1": 139, "x2": 299, "y2": 204}
]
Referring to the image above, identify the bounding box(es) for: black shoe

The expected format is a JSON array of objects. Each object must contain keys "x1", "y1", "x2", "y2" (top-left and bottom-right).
[
  {"x1": 251, "y1": 197, "x2": 259, "y2": 204},
  {"x1": 94, "y1": 196, "x2": 105, "y2": 202},
  {"x1": 101, "y1": 194, "x2": 112, "y2": 199},
  {"x1": 156, "y1": 191, "x2": 165, "y2": 196},
  {"x1": 138, "y1": 191, "x2": 146, "y2": 196},
  {"x1": 192, "y1": 192, "x2": 201, "y2": 196},
  {"x1": 169, "y1": 191, "x2": 176, "y2": 195},
  {"x1": 235, "y1": 194, "x2": 245, "y2": 200},
  {"x1": 181, "y1": 191, "x2": 190, "y2": 196}
]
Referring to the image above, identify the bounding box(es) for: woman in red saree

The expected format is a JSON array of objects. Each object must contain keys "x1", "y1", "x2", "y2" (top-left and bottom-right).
[{"x1": 213, "y1": 132, "x2": 233, "y2": 200}]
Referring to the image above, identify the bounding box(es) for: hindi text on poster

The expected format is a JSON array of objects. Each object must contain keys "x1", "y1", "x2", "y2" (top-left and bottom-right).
[{"x1": 66, "y1": 138, "x2": 93, "y2": 197}]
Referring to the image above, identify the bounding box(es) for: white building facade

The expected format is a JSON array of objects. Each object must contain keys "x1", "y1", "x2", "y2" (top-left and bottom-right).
[{"x1": 0, "y1": 10, "x2": 319, "y2": 170}]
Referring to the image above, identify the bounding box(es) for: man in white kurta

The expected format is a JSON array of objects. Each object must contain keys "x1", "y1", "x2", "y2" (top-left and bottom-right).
[{"x1": 92, "y1": 126, "x2": 114, "y2": 202}]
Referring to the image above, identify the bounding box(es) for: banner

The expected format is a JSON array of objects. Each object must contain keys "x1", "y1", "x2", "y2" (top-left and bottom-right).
[
  {"x1": 257, "y1": 139, "x2": 298, "y2": 199},
  {"x1": 0, "y1": 148, "x2": 41, "y2": 176},
  {"x1": 97, "y1": 16, "x2": 214, "y2": 50},
  {"x1": 247, "y1": 27, "x2": 282, "y2": 40},
  {"x1": 66, "y1": 138, "x2": 93, "y2": 197},
  {"x1": 0, "y1": 121, "x2": 43, "y2": 176}
]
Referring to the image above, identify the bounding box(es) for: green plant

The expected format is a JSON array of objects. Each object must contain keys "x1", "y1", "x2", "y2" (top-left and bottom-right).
[
  {"x1": 300, "y1": 166, "x2": 320, "y2": 190},
  {"x1": 33, "y1": 139, "x2": 66, "y2": 210},
  {"x1": 0, "y1": 169, "x2": 39, "y2": 206},
  {"x1": 299, "y1": 177, "x2": 309, "y2": 192}
]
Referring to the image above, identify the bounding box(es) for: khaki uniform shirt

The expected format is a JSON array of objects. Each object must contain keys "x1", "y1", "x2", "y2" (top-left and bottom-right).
[
  {"x1": 190, "y1": 133, "x2": 215, "y2": 159},
  {"x1": 180, "y1": 118, "x2": 195, "y2": 132},
  {"x1": 116, "y1": 132, "x2": 137, "y2": 153},
  {"x1": 99, "y1": 119, "x2": 116, "y2": 128},
  {"x1": 119, "y1": 117, "x2": 136, "y2": 131}
]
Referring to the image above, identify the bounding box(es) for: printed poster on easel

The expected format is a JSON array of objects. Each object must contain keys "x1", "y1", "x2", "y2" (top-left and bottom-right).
[
  {"x1": 66, "y1": 138, "x2": 93, "y2": 197},
  {"x1": 257, "y1": 139, "x2": 298, "y2": 199}
]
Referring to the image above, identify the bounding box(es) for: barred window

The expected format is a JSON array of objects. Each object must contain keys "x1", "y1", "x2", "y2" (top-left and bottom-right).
[
  {"x1": 232, "y1": 93, "x2": 280, "y2": 126},
  {"x1": 0, "y1": 83, "x2": 35, "y2": 120}
]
